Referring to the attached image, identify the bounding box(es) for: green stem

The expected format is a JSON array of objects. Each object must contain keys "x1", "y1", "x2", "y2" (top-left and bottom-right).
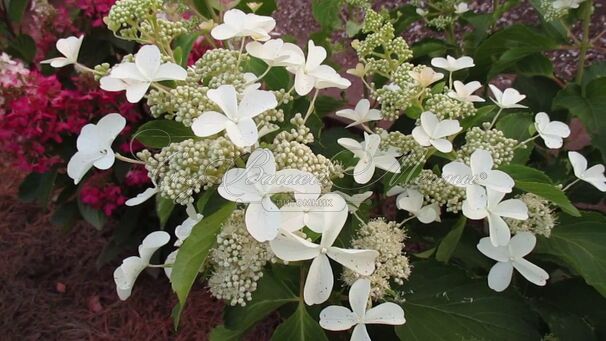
[
  {"x1": 562, "y1": 178, "x2": 581, "y2": 192},
  {"x1": 303, "y1": 88, "x2": 320, "y2": 123},
  {"x1": 116, "y1": 153, "x2": 146, "y2": 165},
  {"x1": 487, "y1": 107, "x2": 504, "y2": 130},
  {"x1": 236, "y1": 37, "x2": 247, "y2": 69},
  {"x1": 254, "y1": 65, "x2": 273, "y2": 82},
  {"x1": 514, "y1": 134, "x2": 539, "y2": 149},
  {"x1": 576, "y1": 0, "x2": 593, "y2": 84}
]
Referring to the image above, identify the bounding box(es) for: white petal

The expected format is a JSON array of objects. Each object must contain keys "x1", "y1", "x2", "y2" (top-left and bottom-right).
[
  {"x1": 442, "y1": 161, "x2": 473, "y2": 187},
  {"x1": 540, "y1": 134, "x2": 564, "y2": 149},
  {"x1": 417, "y1": 205, "x2": 439, "y2": 224},
  {"x1": 462, "y1": 199, "x2": 488, "y2": 220},
  {"x1": 96, "y1": 113, "x2": 126, "y2": 140},
  {"x1": 582, "y1": 165, "x2": 606, "y2": 191},
  {"x1": 326, "y1": 247, "x2": 378, "y2": 275},
  {"x1": 100, "y1": 76, "x2": 127, "y2": 91},
  {"x1": 336, "y1": 108, "x2": 358, "y2": 122},
  {"x1": 66, "y1": 152, "x2": 98, "y2": 184},
  {"x1": 487, "y1": 213, "x2": 511, "y2": 246},
  {"x1": 225, "y1": 118, "x2": 259, "y2": 147},
  {"x1": 110, "y1": 63, "x2": 145, "y2": 81},
  {"x1": 304, "y1": 254, "x2": 333, "y2": 305},
  {"x1": 480, "y1": 170, "x2": 514, "y2": 193},
  {"x1": 430, "y1": 57, "x2": 449, "y2": 70},
  {"x1": 508, "y1": 231, "x2": 536, "y2": 257},
  {"x1": 430, "y1": 138, "x2": 453, "y2": 153},
  {"x1": 355, "y1": 98, "x2": 371, "y2": 116},
  {"x1": 433, "y1": 119, "x2": 462, "y2": 139},
  {"x1": 319, "y1": 306, "x2": 357, "y2": 331},
  {"x1": 305, "y1": 193, "x2": 348, "y2": 233},
  {"x1": 219, "y1": 168, "x2": 263, "y2": 203},
  {"x1": 135, "y1": 45, "x2": 161, "y2": 80},
  {"x1": 269, "y1": 230, "x2": 320, "y2": 261},
  {"x1": 211, "y1": 23, "x2": 238, "y2": 40},
  {"x1": 469, "y1": 149, "x2": 494, "y2": 175},
  {"x1": 487, "y1": 261, "x2": 514, "y2": 292},
  {"x1": 513, "y1": 258, "x2": 549, "y2": 286},
  {"x1": 493, "y1": 199, "x2": 528, "y2": 220},
  {"x1": 396, "y1": 189, "x2": 424, "y2": 213},
  {"x1": 139, "y1": 231, "x2": 171, "y2": 261},
  {"x1": 246, "y1": 148, "x2": 277, "y2": 180},
  {"x1": 543, "y1": 121, "x2": 570, "y2": 138},
  {"x1": 125, "y1": 187, "x2": 158, "y2": 206},
  {"x1": 245, "y1": 199, "x2": 281, "y2": 242},
  {"x1": 238, "y1": 89, "x2": 278, "y2": 118},
  {"x1": 55, "y1": 35, "x2": 83, "y2": 63},
  {"x1": 191, "y1": 111, "x2": 228, "y2": 137},
  {"x1": 420, "y1": 111, "x2": 439, "y2": 136},
  {"x1": 154, "y1": 63, "x2": 187, "y2": 81},
  {"x1": 477, "y1": 237, "x2": 510, "y2": 262},
  {"x1": 364, "y1": 302, "x2": 406, "y2": 325},
  {"x1": 294, "y1": 68, "x2": 316, "y2": 96},
  {"x1": 568, "y1": 151, "x2": 588, "y2": 178},
  {"x1": 163, "y1": 250, "x2": 178, "y2": 280},
  {"x1": 349, "y1": 278, "x2": 371, "y2": 318},
  {"x1": 353, "y1": 159, "x2": 376, "y2": 184},
  {"x1": 373, "y1": 155, "x2": 401, "y2": 173},
  {"x1": 125, "y1": 81, "x2": 151, "y2": 103},
  {"x1": 305, "y1": 40, "x2": 327, "y2": 70},
  {"x1": 207, "y1": 85, "x2": 239, "y2": 120},
  {"x1": 279, "y1": 205, "x2": 306, "y2": 232},
  {"x1": 337, "y1": 138, "x2": 364, "y2": 156},
  {"x1": 351, "y1": 324, "x2": 371, "y2": 341}
]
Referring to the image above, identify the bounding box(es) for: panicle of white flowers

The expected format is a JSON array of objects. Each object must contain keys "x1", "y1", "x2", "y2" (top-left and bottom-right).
[
  {"x1": 506, "y1": 193, "x2": 556, "y2": 237},
  {"x1": 377, "y1": 129, "x2": 427, "y2": 167},
  {"x1": 208, "y1": 210, "x2": 277, "y2": 306},
  {"x1": 273, "y1": 140, "x2": 344, "y2": 192},
  {"x1": 425, "y1": 92, "x2": 477, "y2": 120},
  {"x1": 138, "y1": 137, "x2": 242, "y2": 205},
  {"x1": 105, "y1": 0, "x2": 164, "y2": 38},
  {"x1": 342, "y1": 218, "x2": 411, "y2": 300},
  {"x1": 273, "y1": 113, "x2": 315, "y2": 144},
  {"x1": 459, "y1": 127, "x2": 519, "y2": 167},
  {"x1": 373, "y1": 63, "x2": 419, "y2": 120},
  {"x1": 413, "y1": 169, "x2": 465, "y2": 212}
]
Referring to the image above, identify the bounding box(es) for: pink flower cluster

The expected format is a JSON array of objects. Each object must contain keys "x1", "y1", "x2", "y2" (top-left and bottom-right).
[
  {"x1": 69, "y1": 0, "x2": 116, "y2": 28},
  {"x1": 80, "y1": 182, "x2": 127, "y2": 216}
]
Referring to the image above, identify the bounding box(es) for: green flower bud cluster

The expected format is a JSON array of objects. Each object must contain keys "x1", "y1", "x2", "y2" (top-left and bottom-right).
[
  {"x1": 344, "y1": 0, "x2": 371, "y2": 8},
  {"x1": 189, "y1": 49, "x2": 246, "y2": 84},
  {"x1": 208, "y1": 210, "x2": 277, "y2": 306},
  {"x1": 93, "y1": 63, "x2": 111, "y2": 81},
  {"x1": 105, "y1": 0, "x2": 163, "y2": 38},
  {"x1": 273, "y1": 113, "x2": 314, "y2": 144},
  {"x1": 506, "y1": 193, "x2": 556, "y2": 238},
  {"x1": 459, "y1": 127, "x2": 519, "y2": 167},
  {"x1": 147, "y1": 85, "x2": 215, "y2": 126},
  {"x1": 425, "y1": 92, "x2": 476, "y2": 120},
  {"x1": 273, "y1": 140, "x2": 344, "y2": 191},
  {"x1": 343, "y1": 218, "x2": 411, "y2": 301},
  {"x1": 377, "y1": 129, "x2": 427, "y2": 167},
  {"x1": 371, "y1": 63, "x2": 422, "y2": 120},
  {"x1": 427, "y1": 15, "x2": 456, "y2": 30},
  {"x1": 139, "y1": 18, "x2": 188, "y2": 46},
  {"x1": 413, "y1": 169, "x2": 465, "y2": 213},
  {"x1": 138, "y1": 137, "x2": 242, "y2": 205}
]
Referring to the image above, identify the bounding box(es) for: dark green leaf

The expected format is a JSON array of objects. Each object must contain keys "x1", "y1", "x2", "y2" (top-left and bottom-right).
[
  {"x1": 514, "y1": 181, "x2": 580, "y2": 216},
  {"x1": 156, "y1": 195, "x2": 175, "y2": 228},
  {"x1": 134, "y1": 120, "x2": 195, "y2": 148},
  {"x1": 18, "y1": 171, "x2": 57, "y2": 206},
  {"x1": 209, "y1": 325, "x2": 244, "y2": 341},
  {"x1": 246, "y1": 57, "x2": 291, "y2": 90},
  {"x1": 77, "y1": 198, "x2": 107, "y2": 230},
  {"x1": 435, "y1": 217, "x2": 466, "y2": 263},
  {"x1": 171, "y1": 202, "x2": 236, "y2": 324},
  {"x1": 50, "y1": 202, "x2": 79, "y2": 230},
  {"x1": 8, "y1": 0, "x2": 28, "y2": 23},
  {"x1": 7, "y1": 34, "x2": 36, "y2": 63},
  {"x1": 515, "y1": 53, "x2": 554, "y2": 78},
  {"x1": 173, "y1": 33, "x2": 201, "y2": 67},
  {"x1": 271, "y1": 302, "x2": 328, "y2": 341},
  {"x1": 311, "y1": 0, "x2": 341, "y2": 30},
  {"x1": 499, "y1": 164, "x2": 553, "y2": 184}
]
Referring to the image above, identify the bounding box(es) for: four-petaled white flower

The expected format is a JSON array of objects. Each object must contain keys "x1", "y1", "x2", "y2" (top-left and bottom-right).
[
  {"x1": 488, "y1": 84, "x2": 527, "y2": 109},
  {"x1": 448, "y1": 80, "x2": 484, "y2": 103},
  {"x1": 287, "y1": 40, "x2": 351, "y2": 96},
  {"x1": 191, "y1": 84, "x2": 277, "y2": 147},
  {"x1": 41, "y1": 35, "x2": 83, "y2": 68},
  {"x1": 174, "y1": 204, "x2": 204, "y2": 246},
  {"x1": 396, "y1": 188, "x2": 441, "y2": 224},
  {"x1": 270, "y1": 217, "x2": 379, "y2": 305},
  {"x1": 100, "y1": 45, "x2": 187, "y2": 103},
  {"x1": 411, "y1": 111, "x2": 462, "y2": 153},
  {"x1": 553, "y1": 0, "x2": 585, "y2": 10},
  {"x1": 245, "y1": 39, "x2": 305, "y2": 67},
  {"x1": 319, "y1": 278, "x2": 406, "y2": 340},
  {"x1": 463, "y1": 187, "x2": 528, "y2": 246},
  {"x1": 113, "y1": 231, "x2": 170, "y2": 300},
  {"x1": 218, "y1": 148, "x2": 320, "y2": 242},
  {"x1": 334, "y1": 191, "x2": 373, "y2": 213},
  {"x1": 477, "y1": 232, "x2": 549, "y2": 292},
  {"x1": 211, "y1": 8, "x2": 276, "y2": 41},
  {"x1": 454, "y1": 2, "x2": 470, "y2": 14},
  {"x1": 280, "y1": 192, "x2": 348, "y2": 233},
  {"x1": 568, "y1": 151, "x2": 606, "y2": 191},
  {"x1": 67, "y1": 113, "x2": 126, "y2": 184},
  {"x1": 442, "y1": 149, "x2": 515, "y2": 203},
  {"x1": 409, "y1": 66, "x2": 444, "y2": 88},
  {"x1": 338, "y1": 133, "x2": 401, "y2": 184},
  {"x1": 431, "y1": 55, "x2": 475, "y2": 72},
  {"x1": 534, "y1": 112, "x2": 570, "y2": 149},
  {"x1": 336, "y1": 99, "x2": 382, "y2": 128}
]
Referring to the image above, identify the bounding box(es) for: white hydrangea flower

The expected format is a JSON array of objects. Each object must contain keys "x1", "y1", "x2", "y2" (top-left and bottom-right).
[
  {"x1": 270, "y1": 218, "x2": 379, "y2": 305},
  {"x1": 396, "y1": 188, "x2": 441, "y2": 224},
  {"x1": 448, "y1": 81, "x2": 484, "y2": 103},
  {"x1": 287, "y1": 40, "x2": 351, "y2": 96},
  {"x1": 488, "y1": 84, "x2": 527, "y2": 109},
  {"x1": 431, "y1": 55, "x2": 475, "y2": 72},
  {"x1": 412, "y1": 111, "x2": 462, "y2": 153},
  {"x1": 211, "y1": 8, "x2": 276, "y2": 41},
  {"x1": 245, "y1": 38, "x2": 304, "y2": 67},
  {"x1": 100, "y1": 45, "x2": 187, "y2": 103},
  {"x1": 280, "y1": 192, "x2": 348, "y2": 233},
  {"x1": 336, "y1": 99, "x2": 382, "y2": 128},
  {"x1": 319, "y1": 278, "x2": 406, "y2": 340},
  {"x1": 568, "y1": 151, "x2": 606, "y2": 191},
  {"x1": 191, "y1": 84, "x2": 277, "y2": 147},
  {"x1": 41, "y1": 35, "x2": 83, "y2": 68},
  {"x1": 553, "y1": 0, "x2": 585, "y2": 9},
  {"x1": 454, "y1": 2, "x2": 470, "y2": 14},
  {"x1": 477, "y1": 232, "x2": 549, "y2": 292},
  {"x1": 113, "y1": 231, "x2": 170, "y2": 300},
  {"x1": 334, "y1": 191, "x2": 373, "y2": 213},
  {"x1": 218, "y1": 148, "x2": 320, "y2": 242},
  {"x1": 338, "y1": 133, "x2": 401, "y2": 184},
  {"x1": 67, "y1": 113, "x2": 126, "y2": 184},
  {"x1": 174, "y1": 204, "x2": 204, "y2": 246},
  {"x1": 408, "y1": 66, "x2": 444, "y2": 88},
  {"x1": 442, "y1": 149, "x2": 515, "y2": 204},
  {"x1": 463, "y1": 187, "x2": 528, "y2": 247},
  {"x1": 534, "y1": 112, "x2": 570, "y2": 149}
]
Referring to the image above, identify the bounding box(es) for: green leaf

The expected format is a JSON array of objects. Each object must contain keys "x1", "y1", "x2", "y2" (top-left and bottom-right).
[
  {"x1": 209, "y1": 325, "x2": 244, "y2": 341},
  {"x1": 395, "y1": 261, "x2": 541, "y2": 340},
  {"x1": 7, "y1": 34, "x2": 36, "y2": 63},
  {"x1": 514, "y1": 181, "x2": 580, "y2": 216},
  {"x1": 18, "y1": 171, "x2": 57, "y2": 206},
  {"x1": 134, "y1": 120, "x2": 195, "y2": 148},
  {"x1": 536, "y1": 213, "x2": 606, "y2": 297},
  {"x1": 77, "y1": 198, "x2": 107, "y2": 230},
  {"x1": 513, "y1": 76, "x2": 561, "y2": 113},
  {"x1": 156, "y1": 195, "x2": 175, "y2": 228},
  {"x1": 311, "y1": 0, "x2": 341, "y2": 30},
  {"x1": 246, "y1": 57, "x2": 290, "y2": 90},
  {"x1": 435, "y1": 217, "x2": 466, "y2": 263},
  {"x1": 171, "y1": 202, "x2": 236, "y2": 323},
  {"x1": 499, "y1": 164, "x2": 553, "y2": 184},
  {"x1": 8, "y1": 0, "x2": 28, "y2": 23},
  {"x1": 515, "y1": 53, "x2": 554, "y2": 78},
  {"x1": 271, "y1": 302, "x2": 328, "y2": 341},
  {"x1": 553, "y1": 78, "x2": 606, "y2": 161},
  {"x1": 495, "y1": 112, "x2": 534, "y2": 163},
  {"x1": 173, "y1": 33, "x2": 201, "y2": 66},
  {"x1": 223, "y1": 268, "x2": 298, "y2": 332},
  {"x1": 411, "y1": 38, "x2": 448, "y2": 60},
  {"x1": 51, "y1": 202, "x2": 79, "y2": 230}
]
